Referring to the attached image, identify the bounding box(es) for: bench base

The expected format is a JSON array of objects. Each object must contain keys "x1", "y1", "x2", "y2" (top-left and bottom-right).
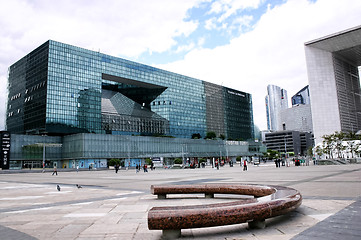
[
  {"x1": 157, "y1": 194, "x2": 166, "y2": 199},
  {"x1": 162, "y1": 229, "x2": 181, "y2": 239},
  {"x1": 205, "y1": 193, "x2": 214, "y2": 198},
  {"x1": 248, "y1": 219, "x2": 266, "y2": 229}
]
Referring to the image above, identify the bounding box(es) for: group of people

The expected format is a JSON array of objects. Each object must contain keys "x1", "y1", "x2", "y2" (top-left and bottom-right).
[
  {"x1": 274, "y1": 159, "x2": 283, "y2": 168},
  {"x1": 114, "y1": 163, "x2": 155, "y2": 173},
  {"x1": 135, "y1": 164, "x2": 148, "y2": 173}
]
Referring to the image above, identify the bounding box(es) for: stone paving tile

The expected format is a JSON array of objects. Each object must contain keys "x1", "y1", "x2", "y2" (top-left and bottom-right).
[
  {"x1": 0, "y1": 164, "x2": 360, "y2": 239},
  {"x1": 291, "y1": 198, "x2": 361, "y2": 240}
]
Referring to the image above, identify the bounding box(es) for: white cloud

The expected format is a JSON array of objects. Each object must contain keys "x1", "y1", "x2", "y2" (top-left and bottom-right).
[
  {"x1": 156, "y1": 0, "x2": 361, "y2": 130},
  {"x1": 175, "y1": 42, "x2": 196, "y2": 53},
  {"x1": 205, "y1": 17, "x2": 217, "y2": 30},
  {"x1": 0, "y1": 0, "x2": 203, "y2": 130},
  {"x1": 229, "y1": 15, "x2": 253, "y2": 33},
  {"x1": 206, "y1": 0, "x2": 263, "y2": 31}
]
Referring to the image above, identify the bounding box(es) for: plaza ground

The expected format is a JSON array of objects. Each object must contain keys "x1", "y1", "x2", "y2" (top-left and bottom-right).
[{"x1": 0, "y1": 162, "x2": 360, "y2": 239}]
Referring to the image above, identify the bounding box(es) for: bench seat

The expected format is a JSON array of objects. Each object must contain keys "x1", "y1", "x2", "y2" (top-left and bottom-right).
[{"x1": 148, "y1": 184, "x2": 302, "y2": 238}]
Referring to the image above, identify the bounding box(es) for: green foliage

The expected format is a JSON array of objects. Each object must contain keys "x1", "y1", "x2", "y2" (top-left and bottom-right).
[
  {"x1": 219, "y1": 134, "x2": 226, "y2": 140},
  {"x1": 145, "y1": 158, "x2": 152, "y2": 165},
  {"x1": 191, "y1": 133, "x2": 202, "y2": 139},
  {"x1": 198, "y1": 158, "x2": 207, "y2": 163},
  {"x1": 205, "y1": 131, "x2": 217, "y2": 140},
  {"x1": 319, "y1": 131, "x2": 361, "y2": 159},
  {"x1": 264, "y1": 149, "x2": 279, "y2": 159},
  {"x1": 109, "y1": 158, "x2": 121, "y2": 166},
  {"x1": 174, "y1": 158, "x2": 183, "y2": 164},
  {"x1": 307, "y1": 146, "x2": 313, "y2": 157},
  {"x1": 315, "y1": 146, "x2": 323, "y2": 158},
  {"x1": 236, "y1": 156, "x2": 242, "y2": 162},
  {"x1": 152, "y1": 133, "x2": 175, "y2": 138}
]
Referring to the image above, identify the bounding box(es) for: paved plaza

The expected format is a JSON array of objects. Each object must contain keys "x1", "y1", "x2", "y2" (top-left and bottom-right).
[{"x1": 0, "y1": 162, "x2": 360, "y2": 239}]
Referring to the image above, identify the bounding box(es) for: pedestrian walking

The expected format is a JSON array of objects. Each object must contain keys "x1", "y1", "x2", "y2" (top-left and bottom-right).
[
  {"x1": 52, "y1": 166, "x2": 58, "y2": 175},
  {"x1": 243, "y1": 160, "x2": 247, "y2": 171},
  {"x1": 115, "y1": 164, "x2": 119, "y2": 173},
  {"x1": 76, "y1": 165, "x2": 79, "y2": 172},
  {"x1": 143, "y1": 164, "x2": 148, "y2": 172}
]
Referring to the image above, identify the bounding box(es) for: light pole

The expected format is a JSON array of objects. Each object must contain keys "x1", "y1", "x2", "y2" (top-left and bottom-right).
[
  {"x1": 42, "y1": 143, "x2": 45, "y2": 172},
  {"x1": 284, "y1": 135, "x2": 287, "y2": 158}
]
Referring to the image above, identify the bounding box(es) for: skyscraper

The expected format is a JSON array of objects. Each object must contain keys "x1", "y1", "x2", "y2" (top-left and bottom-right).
[
  {"x1": 291, "y1": 85, "x2": 310, "y2": 106},
  {"x1": 265, "y1": 85, "x2": 288, "y2": 131}
]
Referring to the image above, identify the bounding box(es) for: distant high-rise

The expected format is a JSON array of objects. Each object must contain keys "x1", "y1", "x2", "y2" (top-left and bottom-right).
[
  {"x1": 265, "y1": 85, "x2": 288, "y2": 131},
  {"x1": 291, "y1": 85, "x2": 310, "y2": 106},
  {"x1": 280, "y1": 85, "x2": 313, "y2": 132}
]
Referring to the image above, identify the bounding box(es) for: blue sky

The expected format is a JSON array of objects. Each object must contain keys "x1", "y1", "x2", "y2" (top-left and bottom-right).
[
  {"x1": 140, "y1": 0, "x2": 287, "y2": 64},
  {"x1": 0, "y1": 0, "x2": 360, "y2": 131}
]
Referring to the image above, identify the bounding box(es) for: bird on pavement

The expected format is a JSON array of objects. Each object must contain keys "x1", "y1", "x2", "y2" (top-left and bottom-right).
[
  {"x1": 76, "y1": 184, "x2": 82, "y2": 189},
  {"x1": 57, "y1": 185, "x2": 61, "y2": 191}
]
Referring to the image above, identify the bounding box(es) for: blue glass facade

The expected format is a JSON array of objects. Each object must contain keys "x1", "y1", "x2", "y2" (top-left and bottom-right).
[
  {"x1": 291, "y1": 85, "x2": 310, "y2": 106},
  {"x1": 7, "y1": 40, "x2": 253, "y2": 140}
]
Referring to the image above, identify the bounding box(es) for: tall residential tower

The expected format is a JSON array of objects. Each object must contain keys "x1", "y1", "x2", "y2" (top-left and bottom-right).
[{"x1": 265, "y1": 85, "x2": 288, "y2": 131}]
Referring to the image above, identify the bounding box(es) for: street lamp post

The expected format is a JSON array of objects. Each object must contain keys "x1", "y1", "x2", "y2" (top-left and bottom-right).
[{"x1": 42, "y1": 143, "x2": 45, "y2": 172}]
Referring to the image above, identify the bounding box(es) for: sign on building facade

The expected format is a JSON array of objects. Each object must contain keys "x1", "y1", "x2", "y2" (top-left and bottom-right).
[{"x1": 0, "y1": 131, "x2": 11, "y2": 169}]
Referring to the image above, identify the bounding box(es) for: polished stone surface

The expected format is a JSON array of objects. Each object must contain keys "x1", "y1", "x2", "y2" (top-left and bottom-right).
[{"x1": 148, "y1": 184, "x2": 301, "y2": 230}]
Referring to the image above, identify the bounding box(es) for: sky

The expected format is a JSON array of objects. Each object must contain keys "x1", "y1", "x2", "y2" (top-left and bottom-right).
[{"x1": 1, "y1": 0, "x2": 361, "y2": 132}]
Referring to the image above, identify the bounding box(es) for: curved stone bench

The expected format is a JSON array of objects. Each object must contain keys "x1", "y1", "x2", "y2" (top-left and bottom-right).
[{"x1": 148, "y1": 184, "x2": 302, "y2": 238}]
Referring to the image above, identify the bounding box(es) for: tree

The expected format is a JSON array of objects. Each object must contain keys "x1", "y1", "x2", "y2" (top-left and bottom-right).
[
  {"x1": 322, "y1": 134, "x2": 334, "y2": 159},
  {"x1": 264, "y1": 149, "x2": 279, "y2": 160},
  {"x1": 346, "y1": 140, "x2": 357, "y2": 158},
  {"x1": 333, "y1": 131, "x2": 346, "y2": 158},
  {"x1": 315, "y1": 146, "x2": 323, "y2": 159},
  {"x1": 307, "y1": 146, "x2": 313, "y2": 157},
  {"x1": 191, "y1": 133, "x2": 201, "y2": 139},
  {"x1": 205, "y1": 131, "x2": 217, "y2": 140},
  {"x1": 145, "y1": 158, "x2": 152, "y2": 165},
  {"x1": 219, "y1": 134, "x2": 226, "y2": 140},
  {"x1": 109, "y1": 158, "x2": 121, "y2": 166},
  {"x1": 354, "y1": 142, "x2": 361, "y2": 157},
  {"x1": 174, "y1": 158, "x2": 182, "y2": 164}
]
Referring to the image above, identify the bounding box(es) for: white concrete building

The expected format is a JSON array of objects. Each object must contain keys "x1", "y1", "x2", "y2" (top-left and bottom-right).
[
  {"x1": 280, "y1": 104, "x2": 313, "y2": 132},
  {"x1": 305, "y1": 26, "x2": 361, "y2": 145}
]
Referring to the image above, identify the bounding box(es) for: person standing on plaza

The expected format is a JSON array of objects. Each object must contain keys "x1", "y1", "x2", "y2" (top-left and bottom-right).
[
  {"x1": 243, "y1": 160, "x2": 247, "y2": 171},
  {"x1": 52, "y1": 165, "x2": 58, "y2": 175}
]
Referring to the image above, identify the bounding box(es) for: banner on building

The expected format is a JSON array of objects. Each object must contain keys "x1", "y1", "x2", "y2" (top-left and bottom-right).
[{"x1": 0, "y1": 131, "x2": 11, "y2": 170}]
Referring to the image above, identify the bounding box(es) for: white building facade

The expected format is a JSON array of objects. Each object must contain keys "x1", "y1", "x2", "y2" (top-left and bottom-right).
[{"x1": 305, "y1": 26, "x2": 361, "y2": 145}]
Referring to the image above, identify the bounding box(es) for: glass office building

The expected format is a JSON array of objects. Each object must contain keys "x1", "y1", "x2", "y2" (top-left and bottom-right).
[
  {"x1": 7, "y1": 40, "x2": 254, "y2": 140},
  {"x1": 265, "y1": 85, "x2": 288, "y2": 132},
  {"x1": 291, "y1": 85, "x2": 310, "y2": 106}
]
